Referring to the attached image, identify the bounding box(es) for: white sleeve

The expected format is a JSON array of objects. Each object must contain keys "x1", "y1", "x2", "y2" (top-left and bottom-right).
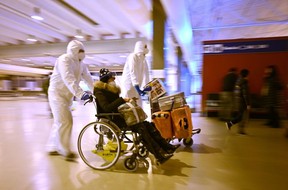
[
  {"x1": 128, "y1": 54, "x2": 140, "y2": 86},
  {"x1": 58, "y1": 56, "x2": 84, "y2": 99},
  {"x1": 81, "y1": 64, "x2": 94, "y2": 92},
  {"x1": 141, "y1": 60, "x2": 150, "y2": 88}
]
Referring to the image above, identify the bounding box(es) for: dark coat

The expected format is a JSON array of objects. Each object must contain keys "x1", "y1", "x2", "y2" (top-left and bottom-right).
[
  {"x1": 93, "y1": 81, "x2": 127, "y2": 128},
  {"x1": 234, "y1": 77, "x2": 250, "y2": 110},
  {"x1": 262, "y1": 76, "x2": 282, "y2": 107},
  {"x1": 222, "y1": 72, "x2": 238, "y2": 92}
]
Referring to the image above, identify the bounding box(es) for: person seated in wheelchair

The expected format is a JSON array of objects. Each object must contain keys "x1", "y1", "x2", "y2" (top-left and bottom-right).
[{"x1": 93, "y1": 68, "x2": 180, "y2": 164}]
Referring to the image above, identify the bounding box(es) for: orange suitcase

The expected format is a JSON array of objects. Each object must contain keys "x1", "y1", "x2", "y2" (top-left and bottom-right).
[
  {"x1": 170, "y1": 105, "x2": 193, "y2": 139},
  {"x1": 152, "y1": 111, "x2": 173, "y2": 139}
]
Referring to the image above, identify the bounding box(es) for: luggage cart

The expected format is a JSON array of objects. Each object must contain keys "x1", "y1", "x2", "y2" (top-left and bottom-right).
[{"x1": 149, "y1": 92, "x2": 201, "y2": 147}]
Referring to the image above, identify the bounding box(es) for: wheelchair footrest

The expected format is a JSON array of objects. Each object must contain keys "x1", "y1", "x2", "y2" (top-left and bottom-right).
[
  {"x1": 102, "y1": 140, "x2": 128, "y2": 151},
  {"x1": 91, "y1": 150, "x2": 116, "y2": 162}
]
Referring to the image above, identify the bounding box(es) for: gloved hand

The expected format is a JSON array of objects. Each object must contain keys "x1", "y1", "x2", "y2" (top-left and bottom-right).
[
  {"x1": 81, "y1": 91, "x2": 92, "y2": 100},
  {"x1": 143, "y1": 86, "x2": 152, "y2": 92},
  {"x1": 134, "y1": 85, "x2": 145, "y2": 96}
]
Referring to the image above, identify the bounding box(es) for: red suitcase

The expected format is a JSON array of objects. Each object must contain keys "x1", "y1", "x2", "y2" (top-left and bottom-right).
[
  {"x1": 152, "y1": 111, "x2": 173, "y2": 139},
  {"x1": 170, "y1": 105, "x2": 193, "y2": 139}
]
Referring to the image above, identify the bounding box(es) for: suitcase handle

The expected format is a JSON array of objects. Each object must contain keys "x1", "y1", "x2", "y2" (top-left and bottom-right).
[
  {"x1": 192, "y1": 128, "x2": 201, "y2": 135},
  {"x1": 169, "y1": 97, "x2": 175, "y2": 111},
  {"x1": 152, "y1": 113, "x2": 169, "y2": 119}
]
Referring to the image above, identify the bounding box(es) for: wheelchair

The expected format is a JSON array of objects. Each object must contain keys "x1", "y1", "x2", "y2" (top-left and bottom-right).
[{"x1": 77, "y1": 96, "x2": 150, "y2": 171}]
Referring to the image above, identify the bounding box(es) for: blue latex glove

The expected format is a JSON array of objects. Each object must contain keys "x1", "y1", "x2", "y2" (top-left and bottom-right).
[
  {"x1": 81, "y1": 91, "x2": 92, "y2": 100},
  {"x1": 134, "y1": 85, "x2": 145, "y2": 96},
  {"x1": 143, "y1": 86, "x2": 152, "y2": 92}
]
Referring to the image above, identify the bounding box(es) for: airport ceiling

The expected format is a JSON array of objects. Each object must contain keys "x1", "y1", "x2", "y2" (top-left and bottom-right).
[{"x1": 0, "y1": 0, "x2": 287, "y2": 77}]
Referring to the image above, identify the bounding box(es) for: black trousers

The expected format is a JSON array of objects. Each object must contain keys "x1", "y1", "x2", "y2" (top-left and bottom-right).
[
  {"x1": 131, "y1": 121, "x2": 172, "y2": 159},
  {"x1": 230, "y1": 104, "x2": 249, "y2": 133},
  {"x1": 144, "y1": 121, "x2": 172, "y2": 151},
  {"x1": 267, "y1": 106, "x2": 280, "y2": 128},
  {"x1": 231, "y1": 106, "x2": 246, "y2": 124}
]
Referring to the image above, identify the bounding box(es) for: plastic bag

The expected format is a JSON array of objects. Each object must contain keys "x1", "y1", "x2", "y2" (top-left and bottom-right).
[{"x1": 118, "y1": 100, "x2": 147, "y2": 126}]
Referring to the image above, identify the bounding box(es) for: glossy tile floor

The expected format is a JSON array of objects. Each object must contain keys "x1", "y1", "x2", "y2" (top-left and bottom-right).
[{"x1": 1, "y1": 97, "x2": 288, "y2": 190}]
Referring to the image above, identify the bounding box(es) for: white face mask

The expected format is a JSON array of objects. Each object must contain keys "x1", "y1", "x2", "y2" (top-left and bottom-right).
[
  {"x1": 144, "y1": 48, "x2": 149, "y2": 55},
  {"x1": 78, "y1": 52, "x2": 85, "y2": 61},
  {"x1": 108, "y1": 81, "x2": 116, "y2": 86}
]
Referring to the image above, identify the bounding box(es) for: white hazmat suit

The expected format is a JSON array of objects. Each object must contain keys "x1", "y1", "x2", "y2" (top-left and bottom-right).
[
  {"x1": 121, "y1": 41, "x2": 150, "y2": 107},
  {"x1": 47, "y1": 40, "x2": 94, "y2": 157}
]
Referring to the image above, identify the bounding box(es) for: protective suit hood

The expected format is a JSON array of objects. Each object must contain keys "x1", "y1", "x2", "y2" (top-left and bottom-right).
[
  {"x1": 67, "y1": 40, "x2": 84, "y2": 58},
  {"x1": 134, "y1": 41, "x2": 148, "y2": 54}
]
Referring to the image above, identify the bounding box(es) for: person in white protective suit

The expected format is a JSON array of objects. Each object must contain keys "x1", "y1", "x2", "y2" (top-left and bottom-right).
[
  {"x1": 46, "y1": 40, "x2": 94, "y2": 161},
  {"x1": 121, "y1": 41, "x2": 152, "y2": 108}
]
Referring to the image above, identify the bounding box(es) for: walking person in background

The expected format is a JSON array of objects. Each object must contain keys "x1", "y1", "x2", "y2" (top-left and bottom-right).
[
  {"x1": 46, "y1": 40, "x2": 94, "y2": 161},
  {"x1": 261, "y1": 65, "x2": 283, "y2": 128},
  {"x1": 225, "y1": 69, "x2": 250, "y2": 135},
  {"x1": 219, "y1": 68, "x2": 238, "y2": 121},
  {"x1": 121, "y1": 41, "x2": 151, "y2": 108}
]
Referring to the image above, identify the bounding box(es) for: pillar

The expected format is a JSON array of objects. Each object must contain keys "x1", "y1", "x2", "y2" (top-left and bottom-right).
[
  {"x1": 152, "y1": 0, "x2": 166, "y2": 80},
  {"x1": 176, "y1": 46, "x2": 183, "y2": 92}
]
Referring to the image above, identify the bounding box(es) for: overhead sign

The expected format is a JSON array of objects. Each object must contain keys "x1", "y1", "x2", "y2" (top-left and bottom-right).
[{"x1": 203, "y1": 39, "x2": 288, "y2": 54}]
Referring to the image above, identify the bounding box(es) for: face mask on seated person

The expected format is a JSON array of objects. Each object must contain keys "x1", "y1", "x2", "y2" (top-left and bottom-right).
[{"x1": 108, "y1": 81, "x2": 116, "y2": 87}]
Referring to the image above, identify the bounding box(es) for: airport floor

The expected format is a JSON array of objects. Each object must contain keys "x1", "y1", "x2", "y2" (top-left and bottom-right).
[{"x1": 1, "y1": 96, "x2": 288, "y2": 190}]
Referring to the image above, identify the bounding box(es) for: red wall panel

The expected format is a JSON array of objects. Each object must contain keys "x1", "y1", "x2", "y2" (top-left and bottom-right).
[{"x1": 202, "y1": 37, "x2": 288, "y2": 115}]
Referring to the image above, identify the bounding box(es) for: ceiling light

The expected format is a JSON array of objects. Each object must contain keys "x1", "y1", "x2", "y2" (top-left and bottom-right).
[
  {"x1": 31, "y1": 7, "x2": 44, "y2": 21},
  {"x1": 21, "y1": 58, "x2": 31, "y2": 61},
  {"x1": 43, "y1": 61, "x2": 52, "y2": 65},
  {"x1": 1, "y1": 59, "x2": 11, "y2": 62},
  {"x1": 26, "y1": 35, "x2": 37, "y2": 42},
  {"x1": 74, "y1": 29, "x2": 84, "y2": 39}
]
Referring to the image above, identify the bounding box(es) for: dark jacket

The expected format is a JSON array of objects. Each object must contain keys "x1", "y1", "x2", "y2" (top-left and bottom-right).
[
  {"x1": 234, "y1": 77, "x2": 250, "y2": 110},
  {"x1": 93, "y1": 81, "x2": 127, "y2": 128},
  {"x1": 262, "y1": 76, "x2": 282, "y2": 107},
  {"x1": 222, "y1": 72, "x2": 238, "y2": 91}
]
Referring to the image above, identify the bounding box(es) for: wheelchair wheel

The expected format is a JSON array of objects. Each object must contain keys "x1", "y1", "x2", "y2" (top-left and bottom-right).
[
  {"x1": 183, "y1": 137, "x2": 193, "y2": 146},
  {"x1": 124, "y1": 157, "x2": 138, "y2": 171},
  {"x1": 139, "y1": 159, "x2": 150, "y2": 169},
  {"x1": 137, "y1": 146, "x2": 149, "y2": 158},
  {"x1": 78, "y1": 121, "x2": 121, "y2": 170}
]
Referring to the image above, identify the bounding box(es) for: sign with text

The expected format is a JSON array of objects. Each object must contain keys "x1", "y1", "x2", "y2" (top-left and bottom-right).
[{"x1": 203, "y1": 39, "x2": 288, "y2": 54}]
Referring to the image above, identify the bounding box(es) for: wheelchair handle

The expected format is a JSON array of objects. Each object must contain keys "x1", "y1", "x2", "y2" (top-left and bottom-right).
[{"x1": 84, "y1": 94, "x2": 96, "y2": 106}]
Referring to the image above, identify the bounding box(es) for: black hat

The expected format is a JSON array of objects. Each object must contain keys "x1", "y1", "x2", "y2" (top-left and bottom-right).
[{"x1": 99, "y1": 68, "x2": 115, "y2": 82}]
